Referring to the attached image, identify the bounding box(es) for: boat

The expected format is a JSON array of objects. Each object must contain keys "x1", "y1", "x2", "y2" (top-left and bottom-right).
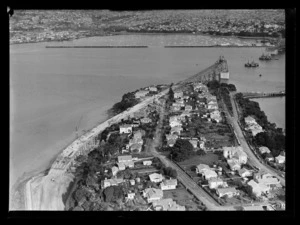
[
  {"x1": 259, "y1": 53, "x2": 272, "y2": 61},
  {"x1": 245, "y1": 60, "x2": 259, "y2": 68}
]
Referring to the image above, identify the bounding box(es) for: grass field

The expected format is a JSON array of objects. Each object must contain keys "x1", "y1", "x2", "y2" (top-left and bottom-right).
[
  {"x1": 163, "y1": 186, "x2": 205, "y2": 211},
  {"x1": 178, "y1": 153, "x2": 219, "y2": 170}
]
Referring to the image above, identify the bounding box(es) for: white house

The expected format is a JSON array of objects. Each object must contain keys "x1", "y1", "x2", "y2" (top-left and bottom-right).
[
  {"x1": 119, "y1": 124, "x2": 133, "y2": 134},
  {"x1": 160, "y1": 179, "x2": 178, "y2": 190},
  {"x1": 111, "y1": 166, "x2": 119, "y2": 176},
  {"x1": 149, "y1": 86, "x2": 157, "y2": 92},
  {"x1": 195, "y1": 164, "x2": 210, "y2": 174},
  {"x1": 201, "y1": 169, "x2": 218, "y2": 180},
  {"x1": 275, "y1": 155, "x2": 285, "y2": 164},
  {"x1": 126, "y1": 192, "x2": 135, "y2": 200},
  {"x1": 208, "y1": 177, "x2": 225, "y2": 189},
  {"x1": 135, "y1": 90, "x2": 149, "y2": 98},
  {"x1": 140, "y1": 117, "x2": 152, "y2": 124},
  {"x1": 247, "y1": 180, "x2": 270, "y2": 197},
  {"x1": 227, "y1": 158, "x2": 241, "y2": 171},
  {"x1": 118, "y1": 155, "x2": 133, "y2": 163},
  {"x1": 170, "y1": 120, "x2": 182, "y2": 128},
  {"x1": 102, "y1": 178, "x2": 124, "y2": 189},
  {"x1": 189, "y1": 139, "x2": 198, "y2": 149},
  {"x1": 149, "y1": 173, "x2": 164, "y2": 183},
  {"x1": 238, "y1": 168, "x2": 252, "y2": 177},
  {"x1": 185, "y1": 105, "x2": 193, "y2": 111},
  {"x1": 259, "y1": 146, "x2": 271, "y2": 154},
  {"x1": 216, "y1": 187, "x2": 239, "y2": 198},
  {"x1": 174, "y1": 91, "x2": 183, "y2": 99},
  {"x1": 143, "y1": 160, "x2": 152, "y2": 166},
  {"x1": 223, "y1": 146, "x2": 247, "y2": 164},
  {"x1": 244, "y1": 116, "x2": 257, "y2": 125},
  {"x1": 117, "y1": 163, "x2": 126, "y2": 171},
  {"x1": 130, "y1": 179, "x2": 135, "y2": 185},
  {"x1": 143, "y1": 188, "x2": 164, "y2": 203}
]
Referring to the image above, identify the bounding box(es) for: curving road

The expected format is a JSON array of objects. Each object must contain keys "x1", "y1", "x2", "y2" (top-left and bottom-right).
[{"x1": 228, "y1": 92, "x2": 285, "y2": 186}]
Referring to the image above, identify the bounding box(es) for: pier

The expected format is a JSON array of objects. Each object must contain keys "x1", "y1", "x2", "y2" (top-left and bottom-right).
[{"x1": 241, "y1": 91, "x2": 285, "y2": 99}]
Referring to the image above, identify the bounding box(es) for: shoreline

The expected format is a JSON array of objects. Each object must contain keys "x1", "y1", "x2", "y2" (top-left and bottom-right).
[{"x1": 10, "y1": 31, "x2": 277, "y2": 46}]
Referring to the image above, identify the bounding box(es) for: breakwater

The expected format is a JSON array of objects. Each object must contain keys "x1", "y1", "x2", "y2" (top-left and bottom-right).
[
  {"x1": 45, "y1": 45, "x2": 268, "y2": 49},
  {"x1": 241, "y1": 91, "x2": 285, "y2": 99},
  {"x1": 45, "y1": 46, "x2": 148, "y2": 48}
]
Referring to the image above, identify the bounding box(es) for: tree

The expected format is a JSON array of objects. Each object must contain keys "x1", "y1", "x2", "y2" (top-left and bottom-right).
[
  {"x1": 163, "y1": 167, "x2": 177, "y2": 178},
  {"x1": 170, "y1": 139, "x2": 195, "y2": 162},
  {"x1": 103, "y1": 186, "x2": 114, "y2": 202}
]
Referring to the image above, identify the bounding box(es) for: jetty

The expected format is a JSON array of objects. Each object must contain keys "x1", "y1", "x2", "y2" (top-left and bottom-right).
[
  {"x1": 241, "y1": 91, "x2": 285, "y2": 99},
  {"x1": 178, "y1": 55, "x2": 229, "y2": 85}
]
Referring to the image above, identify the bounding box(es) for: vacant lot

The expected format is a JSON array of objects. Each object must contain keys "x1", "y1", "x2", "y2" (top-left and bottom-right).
[{"x1": 163, "y1": 185, "x2": 206, "y2": 211}]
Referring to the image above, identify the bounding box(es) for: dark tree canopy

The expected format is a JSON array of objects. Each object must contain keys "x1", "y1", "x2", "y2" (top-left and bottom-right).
[{"x1": 170, "y1": 139, "x2": 195, "y2": 162}]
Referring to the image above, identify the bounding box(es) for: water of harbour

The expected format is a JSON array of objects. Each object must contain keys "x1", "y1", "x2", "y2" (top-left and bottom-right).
[{"x1": 9, "y1": 34, "x2": 285, "y2": 192}]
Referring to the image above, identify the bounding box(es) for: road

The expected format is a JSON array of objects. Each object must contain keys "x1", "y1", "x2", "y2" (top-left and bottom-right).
[
  {"x1": 228, "y1": 92, "x2": 285, "y2": 186},
  {"x1": 148, "y1": 96, "x2": 227, "y2": 211}
]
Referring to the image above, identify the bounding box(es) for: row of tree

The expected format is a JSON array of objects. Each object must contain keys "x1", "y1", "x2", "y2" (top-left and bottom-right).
[{"x1": 235, "y1": 93, "x2": 285, "y2": 157}]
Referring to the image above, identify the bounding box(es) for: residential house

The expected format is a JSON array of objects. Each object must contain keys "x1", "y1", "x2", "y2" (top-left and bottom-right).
[
  {"x1": 118, "y1": 155, "x2": 133, "y2": 164},
  {"x1": 247, "y1": 180, "x2": 270, "y2": 197},
  {"x1": 210, "y1": 110, "x2": 222, "y2": 123},
  {"x1": 102, "y1": 178, "x2": 124, "y2": 189},
  {"x1": 143, "y1": 160, "x2": 152, "y2": 166},
  {"x1": 149, "y1": 173, "x2": 164, "y2": 183},
  {"x1": 174, "y1": 91, "x2": 183, "y2": 99},
  {"x1": 208, "y1": 177, "x2": 226, "y2": 189},
  {"x1": 185, "y1": 105, "x2": 193, "y2": 111},
  {"x1": 130, "y1": 179, "x2": 135, "y2": 185},
  {"x1": 167, "y1": 139, "x2": 177, "y2": 147},
  {"x1": 160, "y1": 179, "x2": 178, "y2": 190},
  {"x1": 223, "y1": 146, "x2": 247, "y2": 164},
  {"x1": 265, "y1": 155, "x2": 274, "y2": 162},
  {"x1": 195, "y1": 164, "x2": 210, "y2": 174},
  {"x1": 143, "y1": 188, "x2": 164, "y2": 203},
  {"x1": 170, "y1": 120, "x2": 182, "y2": 128},
  {"x1": 140, "y1": 117, "x2": 152, "y2": 124},
  {"x1": 176, "y1": 99, "x2": 185, "y2": 106},
  {"x1": 253, "y1": 172, "x2": 280, "y2": 188},
  {"x1": 119, "y1": 124, "x2": 133, "y2": 134},
  {"x1": 111, "y1": 166, "x2": 119, "y2": 176},
  {"x1": 152, "y1": 198, "x2": 185, "y2": 211},
  {"x1": 201, "y1": 169, "x2": 218, "y2": 180},
  {"x1": 259, "y1": 146, "x2": 271, "y2": 154},
  {"x1": 126, "y1": 192, "x2": 135, "y2": 200},
  {"x1": 238, "y1": 168, "x2": 252, "y2": 177},
  {"x1": 227, "y1": 158, "x2": 241, "y2": 171},
  {"x1": 135, "y1": 90, "x2": 149, "y2": 98},
  {"x1": 207, "y1": 102, "x2": 219, "y2": 110},
  {"x1": 244, "y1": 116, "x2": 257, "y2": 125},
  {"x1": 171, "y1": 105, "x2": 181, "y2": 112},
  {"x1": 275, "y1": 155, "x2": 285, "y2": 164},
  {"x1": 170, "y1": 126, "x2": 183, "y2": 135},
  {"x1": 189, "y1": 139, "x2": 198, "y2": 149},
  {"x1": 117, "y1": 163, "x2": 126, "y2": 171},
  {"x1": 149, "y1": 86, "x2": 157, "y2": 92},
  {"x1": 166, "y1": 134, "x2": 178, "y2": 141},
  {"x1": 246, "y1": 123, "x2": 264, "y2": 136},
  {"x1": 216, "y1": 187, "x2": 239, "y2": 198},
  {"x1": 199, "y1": 140, "x2": 205, "y2": 150},
  {"x1": 130, "y1": 143, "x2": 143, "y2": 153}
]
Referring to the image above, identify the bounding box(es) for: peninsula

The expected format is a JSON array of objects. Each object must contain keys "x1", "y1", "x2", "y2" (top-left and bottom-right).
[{"x1": 11, "y1": 56, "x2": 285, "y2": 211}]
